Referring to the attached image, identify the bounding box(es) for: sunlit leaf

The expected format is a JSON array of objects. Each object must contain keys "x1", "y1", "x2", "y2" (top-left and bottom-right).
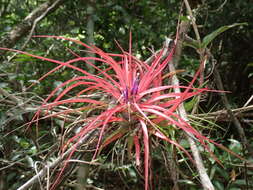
[{"x1": 201, "y1": 23, "x2": 248, "y2": 48}]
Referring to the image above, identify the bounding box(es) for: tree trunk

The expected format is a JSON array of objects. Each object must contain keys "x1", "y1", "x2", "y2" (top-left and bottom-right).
[{"x1": 84, "y1": 1, "x2": 96, "y2": 73}]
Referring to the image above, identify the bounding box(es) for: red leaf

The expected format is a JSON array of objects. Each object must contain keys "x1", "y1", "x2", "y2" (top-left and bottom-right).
[
  {"x1": 134, "y1": 134, "x2": 141, "y2": 166},
  {"x1": 140, "y1": 120, "x2": 149, "y2": 190}
]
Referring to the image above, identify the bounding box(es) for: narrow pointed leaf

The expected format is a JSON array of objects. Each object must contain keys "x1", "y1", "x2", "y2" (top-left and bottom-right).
[
  {"x1": 202, "y1": 23, "x2": 247, "y2": 48},
  {"x1": 140, "y1": 120, "x2": 149, "y2": 190}
]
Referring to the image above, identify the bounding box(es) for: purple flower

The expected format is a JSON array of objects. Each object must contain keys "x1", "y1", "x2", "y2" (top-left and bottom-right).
[
  {"x1": 131, "y1": 73, "x2": 139, "y2": 96},
  {"x1": 123, "y1": 88, "x2": 129, "y2": 102}
]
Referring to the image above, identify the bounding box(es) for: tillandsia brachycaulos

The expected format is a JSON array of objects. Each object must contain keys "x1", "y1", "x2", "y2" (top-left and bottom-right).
[{"x1": 0, "y1": 33, "x2": 244, "y2": 190}]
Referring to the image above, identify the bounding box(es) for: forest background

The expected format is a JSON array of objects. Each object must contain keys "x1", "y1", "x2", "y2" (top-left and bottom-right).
[{"x1": 0, "y1": 0, "x2": 252, "y2": 190}]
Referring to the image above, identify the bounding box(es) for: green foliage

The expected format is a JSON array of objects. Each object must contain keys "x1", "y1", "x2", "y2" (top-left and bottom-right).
[
  {"x1": 0, "y1": 0, "x2": 252, "y2": 189},
  {"x1": 201, "y1": 23, "x2": 248, "y2": 49},
  {"x1": 185, "y1": 23, "x2": 248, "y2": 49}
]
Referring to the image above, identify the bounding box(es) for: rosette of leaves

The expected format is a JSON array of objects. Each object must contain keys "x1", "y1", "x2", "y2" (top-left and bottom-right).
[{"x1": 0, "y1": 35, "x2": 225, "y2": 190}]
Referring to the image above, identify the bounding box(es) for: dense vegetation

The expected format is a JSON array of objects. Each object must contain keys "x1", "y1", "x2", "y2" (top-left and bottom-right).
[{"x1": 0, "y1": 0, "x2": 252, "y2": 190}]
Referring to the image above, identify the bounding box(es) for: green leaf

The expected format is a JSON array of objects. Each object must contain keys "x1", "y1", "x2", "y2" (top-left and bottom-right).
[
  {"x1": 179, "y1": 15, "x2": 190, "y2": 22},
  {"x1": 228, "y1": 139, "x2": 242, "y2": 153},
  {"x1": 184, "y1": 97, "x2": 198, "y2": 112},
  {"x1": 183, "y1": 41, "x2": 199, "y2": 50},
  {"x1": 201, "y1": 23, "x2": 248, "y2": 48},
  {"x1": 19, "y1": 139, "x2": 30, "y2": 149},
  {"x1": 178, "y1": 179, "x2": 196, "y2": 185},
  {"x1": 246, "y1": 62, "x2": 253, "y2": 67},
  {"x1": 179, "y1": 139, "x2": 190, "y2": 148},
  {"x1": 233, "y1": 179, "x2": 247, "y2": 185},
  {"x1": 214, "y1": 181, "x2": 224, "y2": 190}
]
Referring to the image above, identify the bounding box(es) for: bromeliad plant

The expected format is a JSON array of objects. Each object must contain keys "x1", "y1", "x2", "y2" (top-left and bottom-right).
[{"x1": 0, "y1": 35, "x2": 223, "y2": 189}]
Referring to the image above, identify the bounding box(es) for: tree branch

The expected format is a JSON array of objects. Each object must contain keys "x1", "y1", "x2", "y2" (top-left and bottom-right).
[
  {"x1": 0, "y1": 0, "x2": 64, "y2": 59},
  {"x1": 17, "y1": 129, "x2": 97, "y2": 190},
  {"x1": 168, "y1": 3, "x2": 214, "y2": 187},
  {"x1": 193, "y1": 105, "x2": 253, "y2": 121},
  {"x1": 168, "y1": 61, "x2": 214, "y2": 190},
  {"x1": 183, "y1": 0, "x2": 201, "y2": 45},
  {"x1": 8, "y1": 0, "x2": 63, "y2": 62}
]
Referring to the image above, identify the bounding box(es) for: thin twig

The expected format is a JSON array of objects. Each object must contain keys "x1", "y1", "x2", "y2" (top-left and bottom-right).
[
  {"x1": 0, "y1": 87, "x2": 23, "y2": 105},
  {"x1": 194, "y1": 105, "x2": 253, "y2": 121},
  {"x1": 183, "y1": 0, "x2": 206, "y2": 114},
  {"x1": 244, "y1": 95, "x2": 253, "y2": 107},
  {"x1": 210, "y1": 0, "x2": 228, "y2": 12},
  {"x1": 183, "y1": 0, "x2": 201, "y2": 45},
  {"x1": 17, "y1": 129, "x2": 97, "y2": 190}
]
